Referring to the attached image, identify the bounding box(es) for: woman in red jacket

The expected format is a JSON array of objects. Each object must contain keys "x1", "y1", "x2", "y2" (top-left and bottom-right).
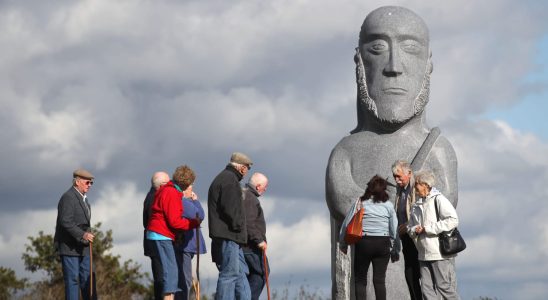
[{"x1": 147, "y1": 165, "x2": 201, "y2": 300}]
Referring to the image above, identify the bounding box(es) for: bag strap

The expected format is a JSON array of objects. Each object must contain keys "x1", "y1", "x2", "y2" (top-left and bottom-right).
[
  {"x1": 387, "y1": 127, "x2": 441, "y2": 187},
  {"x1": 411, "y1": 127, "x2": 441, "y2": 171},
  {"x1": 434, "y1": 195, "x2": 440, "y2": 222}
]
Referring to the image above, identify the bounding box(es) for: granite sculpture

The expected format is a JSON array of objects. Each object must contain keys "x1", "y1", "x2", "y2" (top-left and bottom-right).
[{"x1": 325, "y1": 6, "x2": 458, "y2": 300}]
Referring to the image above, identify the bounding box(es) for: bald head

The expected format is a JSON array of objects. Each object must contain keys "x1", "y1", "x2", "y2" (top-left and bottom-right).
[
  {"x1": 249, "y1": 173, "x2": 269, "y2": 196},
  {"x1": 151, "y1": 171, "x2": 170, "y2": 190}
]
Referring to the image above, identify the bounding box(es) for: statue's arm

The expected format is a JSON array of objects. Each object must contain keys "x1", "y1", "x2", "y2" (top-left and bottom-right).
[
  {"x1": 326, "y1": 144, "x2": 364, "y2": 221},
  {"x1": 427, "y1": 135, "x2": 459, "y2": 207}
]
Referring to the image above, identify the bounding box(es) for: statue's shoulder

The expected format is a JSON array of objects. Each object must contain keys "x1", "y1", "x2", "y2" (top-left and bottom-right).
[{"x1": 332, "y1": 131, "x2": 377, "y2": 150}]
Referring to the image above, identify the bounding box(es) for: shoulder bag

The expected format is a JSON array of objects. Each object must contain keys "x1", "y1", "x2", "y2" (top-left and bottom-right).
[
  {"x1": 344, "y1": 200, "x2": 364, "y2": 245},
  {"x1": 434, "y1": 196, "x2": 466, "y2": 255}
]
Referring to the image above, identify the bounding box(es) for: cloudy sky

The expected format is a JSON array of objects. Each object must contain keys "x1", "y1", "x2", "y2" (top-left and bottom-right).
[{"x1": 0, "y1": 0, "x2": 547, "y2": 299}]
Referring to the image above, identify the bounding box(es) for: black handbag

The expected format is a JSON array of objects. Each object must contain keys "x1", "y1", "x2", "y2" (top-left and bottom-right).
[{"x1": 434, "y1": 197, "x2": 466, "y2": 255}]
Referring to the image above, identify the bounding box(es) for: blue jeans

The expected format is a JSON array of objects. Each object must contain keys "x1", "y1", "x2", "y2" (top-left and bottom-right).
[
  {"x1": 175, "y1": 252, "x2": 194, "y2": 300},
  {"x1": 214, "y1": 239, "x2": 251, "y2": 300},
  {"x1": 60, "y1": 255, "x2": 97, "y2": 300}
]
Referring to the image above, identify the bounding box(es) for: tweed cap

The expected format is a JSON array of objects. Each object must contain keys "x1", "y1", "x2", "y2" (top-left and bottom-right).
[
  {"x1": 73, "y1": 168, "x2": 95, "y2": 180},
  {"x1": 230, "y1": 152, "x2": 253, "y2": 166}
]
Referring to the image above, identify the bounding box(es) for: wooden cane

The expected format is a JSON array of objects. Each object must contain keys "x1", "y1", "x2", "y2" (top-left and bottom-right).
[
  {"x1": 262, "y1": 248, "x2": 271, "y2": 300},
  {"x1": 89, "y1": 241, "x2": 93, "y2": 300},
  {"x1": 195, "y1": 213, "x2": 200, "y2": 300}
]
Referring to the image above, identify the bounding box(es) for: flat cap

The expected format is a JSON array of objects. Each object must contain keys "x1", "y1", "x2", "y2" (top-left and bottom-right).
[
  {"x1": 230, "y1": 152, "x2": 253, "y2": 166},
  {"x1": 73, "y1": 168, "x2": 95, "y2": 180}
]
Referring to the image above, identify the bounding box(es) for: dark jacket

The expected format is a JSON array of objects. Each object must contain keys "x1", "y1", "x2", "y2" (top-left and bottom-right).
[
  {"x1": 208, "y1": 165, "x2": 247, "y2": 244},
  {"x1": 242, "y1": 184, "x2": 266, "y2": 251},
  {"x1": 143, "y1": 186, "x2": 156, "y2": 257},
  {"x1": 54, "y1": 187, "x2": 92, "y2": 256}
]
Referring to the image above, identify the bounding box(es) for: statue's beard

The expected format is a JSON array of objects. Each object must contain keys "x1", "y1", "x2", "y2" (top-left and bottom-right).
[{"x1": 354, "y1": 48, "x2": 431, "y2": 126}]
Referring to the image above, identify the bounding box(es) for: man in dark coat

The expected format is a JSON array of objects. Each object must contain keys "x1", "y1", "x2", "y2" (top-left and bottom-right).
[
  {"x1": 54, "y1": 168, "x2": 97, "y2": 300},
  {"x1": 143, "y1": 171, "x2": 170, "y2": 300},
  {"x1": 242, "y1": 173, "x2": 269, "y2": 300},
  {"x1": 208, "y1": 152, "x2": 252, "y2": 300}
]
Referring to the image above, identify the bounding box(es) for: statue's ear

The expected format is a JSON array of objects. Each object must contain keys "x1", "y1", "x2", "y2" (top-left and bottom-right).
[
  {"x1": 354, "y1": 47, "x2": 362, "y2": 64},
  {"x1": 427, "y1": 50, "x2": 433, "y2": 74}
]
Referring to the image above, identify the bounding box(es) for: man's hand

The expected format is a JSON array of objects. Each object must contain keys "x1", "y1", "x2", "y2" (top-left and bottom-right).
[
  {"x1": 258, "y1": 241, "x2": 267, "y2": 251},
  {"x1": 83, "y1": 232, "x2": 95, "y2": 243},
  {"x1": 190, "y1": 192, "x2": 198, "y2": 200},
  {"x1": 340, "y1": 246, "x2": 348, "y2": 255},
  {"x1": 415, "y1": 225, "x2": 425, "y2": 235},
  {"x1": 391, "y1": 253, "x2": 400, "y2": 263}
]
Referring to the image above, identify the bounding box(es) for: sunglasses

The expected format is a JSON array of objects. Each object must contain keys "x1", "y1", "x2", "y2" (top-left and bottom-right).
[{"x1": 81, "y1": 179, "x2": 94, "y2": 186}]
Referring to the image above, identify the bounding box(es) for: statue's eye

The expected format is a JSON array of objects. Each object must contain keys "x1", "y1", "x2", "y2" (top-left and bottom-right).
[
  {"x1": 401, "y1": 40, "x2": 422, "y2": 54},
  {"x1": 367, "y1": 40, "x2": 388, "y2": 54}
]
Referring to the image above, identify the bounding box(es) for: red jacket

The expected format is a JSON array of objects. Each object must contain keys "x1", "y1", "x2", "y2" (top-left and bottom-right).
[{"x1": 146, "y1": 181, "x2": 199, "y2": 240}]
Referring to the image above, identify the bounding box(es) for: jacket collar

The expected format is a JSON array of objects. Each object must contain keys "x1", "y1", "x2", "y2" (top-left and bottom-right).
[
  {"x1": 225, "y1": 164, "x2": 243, "y2": 181},
  {"x1": 245, "y1": 183, "x2": 260, "y2": 197}
]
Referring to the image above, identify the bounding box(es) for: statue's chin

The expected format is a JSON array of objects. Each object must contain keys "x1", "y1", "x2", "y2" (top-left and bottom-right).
[
  {"x1": 361, "y1": 96, "x2": 418, "y2": 128},
  {"x1": 376, "y1": 110, "x2": 415, "y2": 125}
]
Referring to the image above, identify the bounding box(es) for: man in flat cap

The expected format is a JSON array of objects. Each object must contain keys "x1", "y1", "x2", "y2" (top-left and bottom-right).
[
  {"x1": 208, "y1": 152, "x2": 253, "y2": 300},
  {"x1": 54, "y1": 168, "x2": 97, "y2": 300}
]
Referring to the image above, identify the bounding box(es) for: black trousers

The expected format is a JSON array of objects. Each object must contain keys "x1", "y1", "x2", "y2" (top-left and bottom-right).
[
  {"x1": 354, "y1": 236, "x2": 391, "y2": 300},
  {"x1": 146, "y1": 238, "x2": 164, "y2": 300},
  {"x1": 401, "y1": 234, "x2": 423, "y2": 300},
  {"x1": 243, "y1": 247, "x2": 268, "y2": 300}
]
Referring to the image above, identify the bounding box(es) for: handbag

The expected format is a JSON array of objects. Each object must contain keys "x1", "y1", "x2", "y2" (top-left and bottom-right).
[
  {"x1": 344, "y1": 200, "x2": 364, "y2": 245},
  {"x1": 434, "y1": 197, "x2": 466, "y2": 255}
]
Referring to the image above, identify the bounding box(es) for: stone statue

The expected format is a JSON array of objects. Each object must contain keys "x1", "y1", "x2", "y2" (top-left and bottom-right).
[{"x1": 325, "y1": 6, "x2": 458, "y2": 300}]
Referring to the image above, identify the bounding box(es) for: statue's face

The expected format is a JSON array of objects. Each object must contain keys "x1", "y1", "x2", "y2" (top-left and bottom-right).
[{"x1": 359, "y1": 7, "x2": 430, "y2": 123}]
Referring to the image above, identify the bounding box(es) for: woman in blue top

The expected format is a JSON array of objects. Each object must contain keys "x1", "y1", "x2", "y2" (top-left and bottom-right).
[{"x1": 354, "y1": 175, "x2": 400, "y2": 300}]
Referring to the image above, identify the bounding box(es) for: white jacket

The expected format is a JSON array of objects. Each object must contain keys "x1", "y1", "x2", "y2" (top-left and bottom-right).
[{"x1": 408, "y1": 188, "x2": 459, "y2": 261}]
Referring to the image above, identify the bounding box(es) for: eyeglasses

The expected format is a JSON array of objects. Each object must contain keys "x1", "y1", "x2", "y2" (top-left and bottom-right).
[
  {"x1": 245, "y1": 164, "x2": 251, "y2": 170},
  {"x1": 81, "y1": 180, "x2": 94, "y2": 186}
]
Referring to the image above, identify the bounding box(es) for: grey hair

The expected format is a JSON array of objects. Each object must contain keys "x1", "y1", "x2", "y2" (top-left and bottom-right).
[
  {"x1": 414, "y1": 170, "x2": 435, "y2": 188},
  {"x1": 392, "y1": 160, "x2": 412, "y2": 174},
  {"x1": 230, "y1": 162, "x2": 245, "y2": 169}
]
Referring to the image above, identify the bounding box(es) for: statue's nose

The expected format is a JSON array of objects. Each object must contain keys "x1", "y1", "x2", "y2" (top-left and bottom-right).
[{"x1": 383, "y1": 47, "x2": 403, "y2": 76}]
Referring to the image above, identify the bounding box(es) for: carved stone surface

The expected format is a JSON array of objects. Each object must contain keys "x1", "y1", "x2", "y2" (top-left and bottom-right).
[{"x1": 325, "y1": 6, "x2": 458, "y2": 300}]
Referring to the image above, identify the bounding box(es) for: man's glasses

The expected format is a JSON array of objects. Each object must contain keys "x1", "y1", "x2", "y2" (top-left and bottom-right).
[{"x1": 82, "y1": 180, "x2": 94, "y2": 186}]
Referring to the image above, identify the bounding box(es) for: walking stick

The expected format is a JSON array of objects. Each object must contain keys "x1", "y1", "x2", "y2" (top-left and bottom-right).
[
  {"x1": 262, "y1": 248, "x2": 271, "y2": 300},
  {"x1": 89, "y1": 241, "x2": 93, "y2": 300},
  {"x1": 195, "y1": 213, "x2": 200, "y2": 300}
]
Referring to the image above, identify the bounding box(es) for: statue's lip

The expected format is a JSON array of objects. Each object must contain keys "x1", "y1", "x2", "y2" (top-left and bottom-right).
[{"x1": 383, "y1": 87, "x2": 407, "y2": 95}]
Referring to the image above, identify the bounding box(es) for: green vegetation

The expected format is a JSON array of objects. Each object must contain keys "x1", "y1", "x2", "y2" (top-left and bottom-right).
[{"x1": 5, "y1": 223, "x2": 153, "y2": 300}]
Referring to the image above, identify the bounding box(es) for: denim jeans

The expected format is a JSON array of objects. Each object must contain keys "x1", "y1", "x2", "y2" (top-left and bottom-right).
[
  {"x1": 214, "y1": 239, "x2": 251, "y2": 300},
  {"x1": 60, "y1": 255, "x2": 97, "y2": 300},
  {"x1": 175, "y1": 252, "x2": 194, "y2": 300},
  {"x1": 154, "y1": 239, "x2": 181, "y2": 294}
]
